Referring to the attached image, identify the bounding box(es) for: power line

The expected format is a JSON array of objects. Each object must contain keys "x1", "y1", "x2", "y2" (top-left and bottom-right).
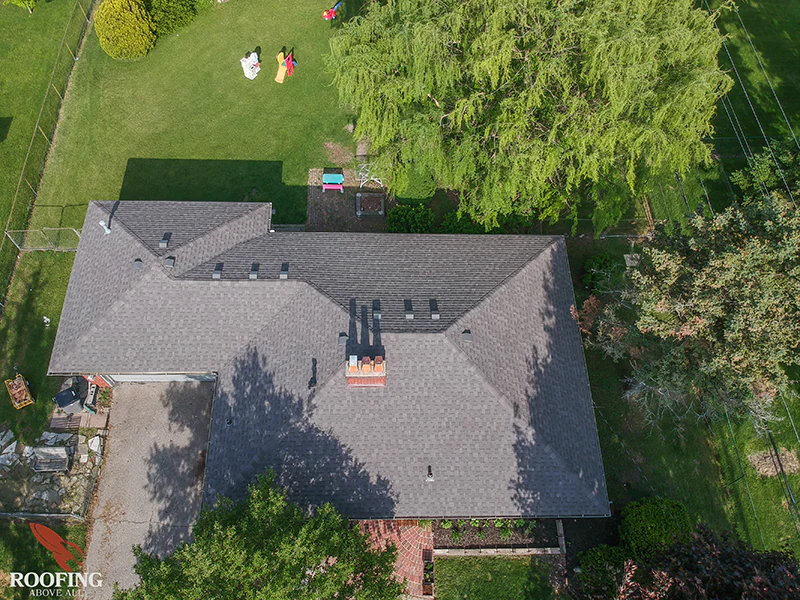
[
  {"x1": 698, "y1": 176, "x2": 715, "y2": 215},
  {"x1": 723, "y1": 406, "x2": 767, "y2": 550},
  {"x1": 731, "y1": 6, "x2": 800, "y2": 151},
  {"x1": 703, "y1": 0, "x2": 797, "y2": 208},
  {"x1": 718, "y1": 95, "x2": 770, "y2": 201}
]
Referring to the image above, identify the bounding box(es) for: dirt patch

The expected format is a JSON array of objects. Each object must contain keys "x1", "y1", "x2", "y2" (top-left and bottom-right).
[
  {"x1": 748, "y1": 448, "x2": 800, "y2": 477},
  {"x1": 324, "y1": 142, "x2": 354, "y2": 166},
  {"x1": 306, "y1": 168, "x2": 393, "y2": 232}
]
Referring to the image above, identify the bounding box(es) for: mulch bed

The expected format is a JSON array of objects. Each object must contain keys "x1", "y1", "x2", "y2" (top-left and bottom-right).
[
  {"x1": 748, "y1": 448, "x2": 800, "y2": 477},
  {"x1": 431, "y1": 518, "x2": 558, "y2": 549},
  {"x1": 306, "y1": 168, "x2": 394, "y2": 232}
]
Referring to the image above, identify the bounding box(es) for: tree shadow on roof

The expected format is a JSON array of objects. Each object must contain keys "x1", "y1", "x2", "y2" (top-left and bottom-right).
[
  {"x1": 142, "y1": 381, "x2": 214, "y2": 556},
  {"x1": 201, "y1": 346, "x2": 397, "y2": 519},
  {"x1": 118, "y1": 158, "x2": 307, "y2": 224}
]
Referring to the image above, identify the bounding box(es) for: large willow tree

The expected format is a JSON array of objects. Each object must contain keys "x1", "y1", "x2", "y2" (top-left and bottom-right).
[{"x1": 329, "y1": 0, "x2": 732, "y2": 229}]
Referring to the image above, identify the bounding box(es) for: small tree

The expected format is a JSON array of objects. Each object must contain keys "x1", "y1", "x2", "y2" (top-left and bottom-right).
[
  {"x1": 112, "y1": 472, "x2": 404, "y2": 599},
  {"x1": 94, "y1": 0, "x2": 156, "y2": 60},
  {"x1": 4, "y1": 0, "x2": 36, "y2": 14}
]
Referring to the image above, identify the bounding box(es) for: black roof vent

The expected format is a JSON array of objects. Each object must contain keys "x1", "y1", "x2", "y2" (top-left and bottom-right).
[
  {"x1": 372, "y1": 299, "x2": 381, "y2": 320},
  {"x1": 461, "y1": 329, "x2": 473, "y2": 342},
  {"x1": 280, "y1": 262, "x2": 289, "y2": 280},
  {"x1": 164, "y1": 256, "x2": 175, "y2": 269},
  {"x1": 426, "y1": 465, "x2": 434, "y2": 482},
  {"x1": 133, "y1": 258, "x2": 144, "y2": 270},
  {"x1": 213, "y1": 263, "x2": 223, "y2": 279},
  {"x1": 159, "y1": 232, "x2": 171, "y2": 249},
  {"x1": 430, "y1": 299, "x2": 439, "y2": 320},
  {"x1": 249, "y1": 263, "x2": 259, "y2": 280},
  {"x1": 404, "y1": 299, "x2": 413, "y2": 320}
]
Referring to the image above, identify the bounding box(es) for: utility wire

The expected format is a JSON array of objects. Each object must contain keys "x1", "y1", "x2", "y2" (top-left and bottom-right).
[
  {"x1": 703, "y1": 0, "x2": 797, "y2": 208},
  {"x1": 732, "y1": 6, "x2": 800, "y2": 151},
  {"x1": 723, "y1": 406, "x2": 767, "y2": 550},
  {"x1": 718, "y1": 95, "x2": 771, "y2": 201},
  {"x1": 780, "y1": 390, "x2": 800, "y2": 450},
  {"x1": 698, "y1": 176, "x2": 715, "y2": 215}
]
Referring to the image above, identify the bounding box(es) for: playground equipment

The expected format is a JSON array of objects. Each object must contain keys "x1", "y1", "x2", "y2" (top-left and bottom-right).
[
  {"x1": 322, "y1": 171, "x2": 345, "y2": 193},
  {"x1": 240, "y1": 52, "x2": 261, "y2": 80},
  {"x1": 323, "y1": 1, "x2": 342, "y2": 20},
  {"x1": 6, "y1": 374, "x2": 34, "y2": 410},
  {"x1": 275, "y1": 51, "x2": 287, "y2": 83}
]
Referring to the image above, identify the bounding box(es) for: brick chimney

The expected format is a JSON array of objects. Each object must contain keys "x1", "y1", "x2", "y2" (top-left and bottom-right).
[{"x1": 346, "y1": 355, "x2": 386, "y2": 387}]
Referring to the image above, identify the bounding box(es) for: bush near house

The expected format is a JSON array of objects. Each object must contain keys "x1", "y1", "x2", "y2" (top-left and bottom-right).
[
  {"x1": 94, "y1": 0, "x2": 156, "y2": 60},
  {"x1": 144, "y1": 0, "x2": 196, "y2": 35},
  {"x1": 387, "y1": 203, "x2": 435, "y2": 233}
]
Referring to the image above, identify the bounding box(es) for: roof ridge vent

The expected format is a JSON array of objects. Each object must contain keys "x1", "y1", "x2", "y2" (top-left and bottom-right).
[
  {"x1": 280, "y1": 262, "x2": 289, "y2": 279},
  {"x1": 429, "y1": 298, "x2": 439, "y2": 320},
  {"x1": 404, "y1": 299, "x2": 413, "y2": 320},
  {"x1": 159, "y1": 232, "x2": 172, "y2": 249}
]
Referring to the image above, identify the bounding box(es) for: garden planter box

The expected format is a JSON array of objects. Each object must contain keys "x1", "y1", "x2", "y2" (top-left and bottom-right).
[{"x1": 431, "y1": 518, "x2": 558, "y2": 550}]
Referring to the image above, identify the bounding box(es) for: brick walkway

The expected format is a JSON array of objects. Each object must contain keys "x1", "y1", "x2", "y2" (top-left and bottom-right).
[{"x1": 360, "y1": 519, "x2": 433, "y2": 597}]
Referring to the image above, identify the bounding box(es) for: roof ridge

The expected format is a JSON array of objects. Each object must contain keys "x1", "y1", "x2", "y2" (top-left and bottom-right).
[
  {"x1": 170, "y1": 204, "x2": 272, "y2": 275},
  {"x1": 95, "y1": 201, "x2": 157, "y2": 256},
  {"x1": 445, "y1": 236, "x2": 561, "y2": 330}
]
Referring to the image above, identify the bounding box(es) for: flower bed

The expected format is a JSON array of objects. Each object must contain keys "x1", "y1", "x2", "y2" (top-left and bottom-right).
[{"x1": 430, "y1": 518, "x2": 558, "y2": 549}]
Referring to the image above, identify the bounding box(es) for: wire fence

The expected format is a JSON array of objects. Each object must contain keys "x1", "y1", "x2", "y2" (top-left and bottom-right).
[{"x1": 0, "y1": 0, "x2": 96, "y2": 311}]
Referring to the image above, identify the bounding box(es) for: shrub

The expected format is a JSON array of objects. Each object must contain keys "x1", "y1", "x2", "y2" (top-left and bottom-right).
[
  {"x1": 418, "y1": 519, "x2": 432, "y2": 530},
  {"x1": 457, "y1": 519, "x2": 467, "y2": 528},
  {"x1": 581, "y1": 253, "x2": 621, "y2": 292},
  {"x1": 493, "y1": 518, "x2": 504, "y2": 528},
  {"x1": 476, "y1": 528, "x2": 486, "y2": 541},
  {"x1": 438, "y1": 211, "x2": 487, "y2": 234},
  {"x1": 450, "y1": 529, "x2": 463, "y2": 543},
  {"x1": 145, "y1": 0, "x2": 195, "y2": 35},
  {"x1": 620, "y1": 497, "x2": 693, "y2": 561},
  {"x1": 578, "y1": 543, "x2": 628, "y2": 597},
  {"x1": 387, "y1": 204, "x2": 435, "y2": 233},
  {"x1": 470, "y1": 518, "x2": 481, "y2": 528},
  {"x1": 95, "y1": 0, "x2": 156, "y2": 60},
  {"x1": 513, "y1": 518, "x2": 526, "y2": 529},
  {"x1": 499, "y1": 526, "x2": 513, "y2": 541},
  {"x1": 440, "y1": 519, "x2": 453, "y2": 530}
]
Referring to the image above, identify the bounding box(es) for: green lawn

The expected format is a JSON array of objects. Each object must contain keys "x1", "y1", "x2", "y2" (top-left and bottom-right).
[
  {"x1": 434, "y1": 557, "x2": 556, "y2": 600},
  {"x1": 0, "y1": 0, "x2": 82, "y2": 291},
  {"x1": 0, "y1": 519, "x2": 85, "y2": 599},
  {"x1": 0, "y1": 253, "x2": 74, "y2": 444},
  {"x1": 30, "y1": 0, "x2": 354, "y2": 229},
  {"x1": 710, "y1": 0, "x2": 800, "y2": 173}
]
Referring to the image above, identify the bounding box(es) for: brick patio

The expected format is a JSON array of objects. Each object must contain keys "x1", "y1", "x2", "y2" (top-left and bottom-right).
[{"x1": 360, "y1": 519, "x2": 433, "y2": 597}]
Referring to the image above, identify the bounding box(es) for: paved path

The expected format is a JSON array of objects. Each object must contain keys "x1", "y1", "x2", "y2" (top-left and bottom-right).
[
  {"x1": 360, "y1": 520, "x2": 434, "y2": 597},
  {"x1": 83, "y1": 382, "x2": 213, "y2": 599}
]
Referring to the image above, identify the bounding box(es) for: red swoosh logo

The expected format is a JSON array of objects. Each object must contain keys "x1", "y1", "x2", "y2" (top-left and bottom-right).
[{"x1": 29, "y1": 523, "x2": 84, "y2": 572}]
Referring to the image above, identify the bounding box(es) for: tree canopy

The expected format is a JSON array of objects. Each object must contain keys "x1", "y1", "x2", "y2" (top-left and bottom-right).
[
  {"x1": 113, "y1": 473, "x2": 404, "y2": 600},
  {"x1": 588, "y1": 193, "x2": 800, "y2": 418},
  {"x1": 615, "y1": 525, "x2": 800, "y2": 599},
  {"x1": 329, "y1": 0, "x2": 732, "y2": 230},
  {"x1": 4, "y1": 0, "x2": 36, "y2": 14},
  {"x1": 94, "y1": 0, "x2": 156, "y2": 60}
]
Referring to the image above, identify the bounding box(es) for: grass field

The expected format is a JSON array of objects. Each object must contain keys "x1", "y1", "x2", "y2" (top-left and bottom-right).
[
  {"x1": 30, "y1": 0, "x2": 354, "y2": 229},
  {"x1": 0, "y1": 519, "x2": 86, "y2": 599},
  {"x1": 434, "y1": 557, "x2": 555, "y2": 600}
]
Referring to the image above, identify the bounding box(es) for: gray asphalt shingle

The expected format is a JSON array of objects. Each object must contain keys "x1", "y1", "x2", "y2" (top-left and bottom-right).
[{"x1": 51, "y1": 201, "x2": 609, "y2": 518}]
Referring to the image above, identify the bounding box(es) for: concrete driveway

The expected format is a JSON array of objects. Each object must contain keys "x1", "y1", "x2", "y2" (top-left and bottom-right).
[{"x1": 82, "y1": 381, "x2": 213, "y2": 598}]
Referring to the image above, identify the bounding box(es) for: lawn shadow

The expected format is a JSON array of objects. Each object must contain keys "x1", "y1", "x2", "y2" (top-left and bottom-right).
[
  {"x1": 0, "y1": 259, "x2": 63, "y2": 444},
  {"x1": 118, "y1": 158, "x2": 307, "y2": 224},
  {"x1": 0, "y1": 117, "x2": 11, "y2": 143},
  {"x1": 202, "y1": 347, "x2": 396, "y2": 518}
]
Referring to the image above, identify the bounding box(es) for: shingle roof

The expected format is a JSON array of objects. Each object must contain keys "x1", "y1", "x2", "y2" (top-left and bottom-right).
[{"x1": 51, "y1": 201, "x2": 609, "y2": 518}]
